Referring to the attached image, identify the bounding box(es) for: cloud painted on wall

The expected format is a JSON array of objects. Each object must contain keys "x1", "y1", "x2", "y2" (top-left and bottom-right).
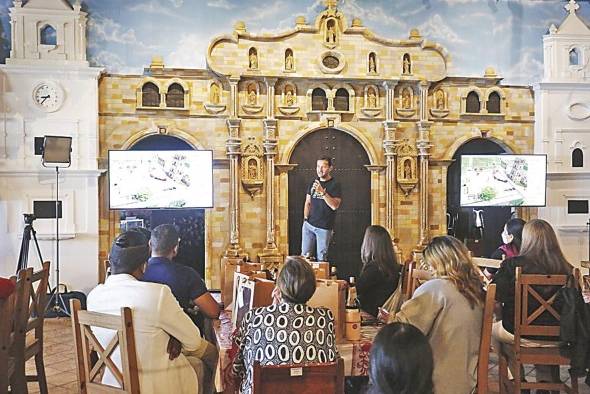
[{"x1": 0, "y1": 0, "x2": 589, "y2": 85}]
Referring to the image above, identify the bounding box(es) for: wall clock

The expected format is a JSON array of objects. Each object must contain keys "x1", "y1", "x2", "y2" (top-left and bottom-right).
[{"x1": 32, "y1": 81, "x2": 64, "y2": 112}]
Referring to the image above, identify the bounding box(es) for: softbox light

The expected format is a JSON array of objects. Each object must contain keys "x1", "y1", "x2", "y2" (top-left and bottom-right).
[{"x1": 42, "y1": 136, "x2": 72, "y2": 167}]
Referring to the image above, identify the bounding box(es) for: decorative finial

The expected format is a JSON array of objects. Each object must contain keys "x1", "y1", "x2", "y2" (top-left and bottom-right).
[
  {"x1": 565, "y1": 0, "x2": 579, "y2": 15},
  {"x1": 324, "y1": 0, "x2": 338, "y2": 10}
]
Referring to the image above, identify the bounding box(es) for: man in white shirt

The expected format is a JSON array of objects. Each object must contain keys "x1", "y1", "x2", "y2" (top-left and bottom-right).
[{"x1": 87, "y1": 230, "x2": 217, "y2": 394}]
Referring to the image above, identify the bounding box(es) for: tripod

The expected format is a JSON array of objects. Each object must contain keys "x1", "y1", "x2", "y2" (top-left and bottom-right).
[
  {"x1": 46, "y1": 166, "x2": 69, "y2": 317},
  {"x1": 16, "y1": 214, "x2": 44, "y2": 273}
]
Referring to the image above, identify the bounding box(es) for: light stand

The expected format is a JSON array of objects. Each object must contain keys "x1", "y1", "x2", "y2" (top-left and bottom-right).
[{"x1": 41, "y1": 136, "x2": 72, "y2": 317}]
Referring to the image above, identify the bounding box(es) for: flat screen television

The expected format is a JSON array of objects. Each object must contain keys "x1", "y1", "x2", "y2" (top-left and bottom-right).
[
  {"x1": 109, "y1": 150, "x2": 213, "y2": 209},
  {"x1": 460, "y1": 154, "x2": 546, "y2": 207}
]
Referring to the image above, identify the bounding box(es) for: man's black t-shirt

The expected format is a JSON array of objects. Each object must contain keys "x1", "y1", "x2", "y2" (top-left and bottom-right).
[{"x1": 307, "y1": 177, "x2": 342, "y2": 230}]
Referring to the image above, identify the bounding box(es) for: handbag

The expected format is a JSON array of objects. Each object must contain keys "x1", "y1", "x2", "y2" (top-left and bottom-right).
[{"x1": 380, "y1": 274, "x2": 405, "y2": 314}]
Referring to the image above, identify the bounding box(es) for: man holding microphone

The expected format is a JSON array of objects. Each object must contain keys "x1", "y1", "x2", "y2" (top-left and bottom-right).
[{"x1": 301, "y1": 156, "x2": 342, "y2": 262}]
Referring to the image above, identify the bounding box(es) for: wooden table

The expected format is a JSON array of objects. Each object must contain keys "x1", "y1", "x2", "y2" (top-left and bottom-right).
[{"x1": 212, "y1": 309, "x2": 379, "y2": 393}]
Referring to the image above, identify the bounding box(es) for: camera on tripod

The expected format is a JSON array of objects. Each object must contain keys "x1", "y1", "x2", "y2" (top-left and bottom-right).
[{"x1": 24, "y1": 213, "x2": 36, "y2": 225}]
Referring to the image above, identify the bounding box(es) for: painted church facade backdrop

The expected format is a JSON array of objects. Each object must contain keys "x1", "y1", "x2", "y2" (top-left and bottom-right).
[{"x1": 98, "y1": 1, "x2": 534, "y2": 287}]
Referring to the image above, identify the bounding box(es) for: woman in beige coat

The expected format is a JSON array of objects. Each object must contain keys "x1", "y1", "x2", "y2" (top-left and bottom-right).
[{"x1": 391, "y1": 236, "x2": 485, "y2": 394}]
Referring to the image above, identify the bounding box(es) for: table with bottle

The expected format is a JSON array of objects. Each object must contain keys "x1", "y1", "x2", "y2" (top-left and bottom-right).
[{"x1": 212, "y1": 274, "x2": 380, "y2": 393}]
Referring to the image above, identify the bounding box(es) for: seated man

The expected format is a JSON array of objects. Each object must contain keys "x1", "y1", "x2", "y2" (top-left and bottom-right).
[
  {"x1": 142, "y1": 224, "x2": 220, "y2": 329},
  {"x1": 87, "y1": 230, "x2": 217, "y2": 394}
]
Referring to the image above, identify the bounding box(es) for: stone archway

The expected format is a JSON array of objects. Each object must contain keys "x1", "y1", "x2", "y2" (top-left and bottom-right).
[
  {"x1": 287, "y1": 128, "x2": 371, "y2": 279},
  {"x1": 446, "y1": 138, "x2": 514, "y2": 257}
]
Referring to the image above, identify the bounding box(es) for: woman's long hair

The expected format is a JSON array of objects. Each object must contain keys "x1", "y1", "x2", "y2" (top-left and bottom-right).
[
  {"x1": 505, "y1": 218, "x2": 526, "y2": 251},
  {"x1": 423, "y1": 236, "x2": 485, "y2": 309},
  {"x1": 360, "y1": 225, "x2": 400, "y2": 278},
  {"x1": 519, "y1": 219, "x2": 571, "y2": 275},
  {"x1": 368, "y1": 322, "x2": 433, "y2": 394}
]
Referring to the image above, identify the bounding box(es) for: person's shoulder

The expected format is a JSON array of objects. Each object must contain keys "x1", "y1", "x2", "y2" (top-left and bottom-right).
[{"x1": 308, "y1": 305, "x2": 334, "y2": 320}]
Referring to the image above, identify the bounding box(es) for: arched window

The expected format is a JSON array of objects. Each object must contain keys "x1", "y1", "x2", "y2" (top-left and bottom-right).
[
  {"x1": 285, "y1": 48, "x2": 294, "y2": 71},
  {"x1": 40, "y1": 25, "x2": 57, "y2": 45},
  {"x1": 569, "y1": 48, "x2": 580, "y2": 65},
  {"x1": 334, "y1": 88, "x2": 349, "y2": 111},
  {"x1": 166, "y1": 83, "x2": 184, "y2": 108},
  {"x1": 466, "y1": 91, "x2": 480, "y2": 113},
  {"x1": 311, "y1": 88, "x2": 327, "y2": 111},
  {"x1": 368, "y1": 52, "x2": 377, "y2": 73},
  {"x1": 572, "y1": 148, "x2": 584, "y2": 168},
  {"x1": 487, "y1": 91, "x2": 501, "y2": 114},
  {"x1": 142, "y1": 82, "x2": 160, "y2": 107}
]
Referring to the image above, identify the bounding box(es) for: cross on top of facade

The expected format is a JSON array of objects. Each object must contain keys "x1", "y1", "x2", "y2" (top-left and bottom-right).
[
  {"x1": 565, "y1": 0, "x2": 579, "y2": 15},
  {"x1": 324, "y1": 0, "x2": 338, "y2": 10}
]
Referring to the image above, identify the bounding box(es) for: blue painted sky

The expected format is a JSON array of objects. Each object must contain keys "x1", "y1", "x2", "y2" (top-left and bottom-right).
[{"x1": 1, "y1": 0, "x2": 590, "y2": 85}]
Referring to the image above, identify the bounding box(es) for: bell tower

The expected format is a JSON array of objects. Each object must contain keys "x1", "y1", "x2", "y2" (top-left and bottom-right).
[{"x1": 7, "y1": 0, "x2": 88, "y2": 66}]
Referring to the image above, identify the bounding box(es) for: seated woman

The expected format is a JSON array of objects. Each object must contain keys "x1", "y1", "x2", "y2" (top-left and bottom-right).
[
  {"x1": 356, "y1": 225, "x2": 401, "y2": 317},
  {"x1": 390, "y1": 236, "x2": 485, "y2": 394},
  {"x1": 491, "y1": 219, "x2": 572, "y2": 386},
  {"x1": 491, "y1": 218, "x2": 526, "y2": 260},
  {"x1": 367, "y1": 322, "x2": 433, "y2": 394},
  {"x1": 232, "y1": 256, "x2": 338, "y2": 394}
]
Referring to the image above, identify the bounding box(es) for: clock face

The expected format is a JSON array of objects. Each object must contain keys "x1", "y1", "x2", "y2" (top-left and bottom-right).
[{"x1": 32, "y1": 82, "x2": 64, "y2": 112}]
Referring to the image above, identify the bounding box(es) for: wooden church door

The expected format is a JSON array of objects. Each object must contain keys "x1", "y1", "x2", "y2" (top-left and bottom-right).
[{"x1": 288, "y1": 128, "x2": 371, "y2": 279}]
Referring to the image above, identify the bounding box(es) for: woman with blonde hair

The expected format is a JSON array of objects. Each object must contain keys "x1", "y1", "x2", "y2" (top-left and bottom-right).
[
  {"x1": 492, "y1": 219, "x2": 572, "y2": 388},
  {"x1": 391, "y1": 235, "x2": 485, "y2": 394}
]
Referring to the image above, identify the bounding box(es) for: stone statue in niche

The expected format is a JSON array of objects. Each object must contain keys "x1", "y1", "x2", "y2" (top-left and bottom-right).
[
  {"x1": 248, "y1": 85, "x2": 257, "y2": 105},
  {"x1": 403, "y1": 53, "x2": 411, "y2": 74},
  {"x1": 367, "y1": 87, "x2": 377, "y2": 108},
  {"x1": 402, "y1": 88, "x2": 411, "y2": 109},
  {"x1": 285, "y1": 50, "x2": 294, "y2": 71},
  {"x1": 369, "y1": 53, "x2": 376, "y2": 73},
  {"x1": 396, "y1": 139, "x2": 419, "y2": 196},
  {"x1": 241, "y1": 137, "x2": 264, "y2": 198},
  {"x1": 285, "y1": 88, "x2": 295, "y2": 106},
  {"x1": 249, "y1": 48, "x2": 258, "y2": 69},
  {"x1": 435, "y1": 89, "x2": 445, "y2": 109},
  {"x1": 248, "y1": 158, "x2": 257, "y2": 179},
  {"x1": 210, "y1": 83, "x2": 220, "y2": 104},
  {"x1": 326, "y1": 20, "x2": 337, "y2": 44}
]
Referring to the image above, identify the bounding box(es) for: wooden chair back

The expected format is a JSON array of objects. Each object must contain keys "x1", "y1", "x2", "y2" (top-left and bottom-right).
[
  {"x1": 100, "y1": 260, "x2": 111, "y2": 284},
  {"x1": 18, "y1": 262, "x2": 50, "y2": 394},
  {"x1": 252, "y1": 358, "x2": 344, "y2": 394},
  {"x1": 404, "y1": 260, "x2": 431, "y2": 300},
  {"x1": 70, "y1": 299, "x2": 140, "y2": 394},
  {"x1": 6, "y1": 268, "x2": 33, "y2": 394},
  {"x1": 0, "y1": 275, "x2": 20, "y2": 394},
  {"x1": 514, "y1": 267, "x2": 573, "y2": 343},
  {"x1": 477, "y1": 283, "x2": 496, "y2": 394}
]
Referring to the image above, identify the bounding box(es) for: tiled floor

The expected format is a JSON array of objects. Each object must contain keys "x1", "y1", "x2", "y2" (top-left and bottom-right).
[{"x1": 25, "y1": 318, "x2": 590, "y2": 393}]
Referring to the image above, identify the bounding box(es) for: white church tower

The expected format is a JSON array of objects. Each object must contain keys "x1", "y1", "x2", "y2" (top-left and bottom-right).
[
  {"x1": 0, "y1": 0, "x2": 103, "y2": 292},
  {"x1": 535, "y1": 0, "x2": 590, "y2": 268}
]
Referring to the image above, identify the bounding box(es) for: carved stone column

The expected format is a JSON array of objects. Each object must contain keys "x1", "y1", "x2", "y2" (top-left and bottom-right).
[
  {"x1": 264, "y1": 77, "x2": 277, "y2": 119},
  {"x1": 382, "y1": 81, "x2": 399, "y2": 237},
  {"x1": 225, "y1": 118, "x2": 242, "y2": 257},
  {"x1": 417, "y1": 120, "x2": 432, "y2": 247},
  {"x1": 259, "y1": 118, "x2": 282, "y2": 266},
  {"x1": 229, "y1": 76, "x2": 240, "y2": 118}
]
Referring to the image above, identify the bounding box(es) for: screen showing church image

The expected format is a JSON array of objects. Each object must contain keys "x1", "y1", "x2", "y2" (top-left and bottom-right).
[
  {"x1": 460, "y1": 154, "x2": 546, "y2": 207},
  {"x1": 109, "y1": 150, "x2": 213, "y2": 209}
]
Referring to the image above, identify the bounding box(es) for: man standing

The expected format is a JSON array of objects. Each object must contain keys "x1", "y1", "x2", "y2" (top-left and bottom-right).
[{"x1": 302, "y1": 156, "x2": 342, "y2": 261}]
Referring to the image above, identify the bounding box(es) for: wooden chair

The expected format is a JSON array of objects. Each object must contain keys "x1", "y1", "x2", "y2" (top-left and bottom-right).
[
  {"x1": 5, "y1": 268, "x2": 33, "y2": 394},
  {"x1": 477, "y1": 283, "x2": 496, "y2": 394},
  {"x1": 15, "y1": 262, "x2": 50, "y2": 394},
  {"x1": 252, "y1": 357, "x2": 344, "y2": 394},
  {"x1": 70, "y1": 298, "x2": 140, "y2": 394},
  {"x1": 404, "y1": 260, "x2": 432, "y2": 300},
  {"x1": 498, "y1": 267, "x2": 580, "y2": 394},
  {"x1": 100, "y1": 260, "x2": 111, "y2": 284}
]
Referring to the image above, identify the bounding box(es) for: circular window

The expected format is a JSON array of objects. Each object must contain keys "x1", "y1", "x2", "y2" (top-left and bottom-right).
[
  {"x1": 322, "y1": 56, "x2": 339, "y2": 69},
  {"x1": 319, "y1": 51, "x2": 345, "y2": 74}
]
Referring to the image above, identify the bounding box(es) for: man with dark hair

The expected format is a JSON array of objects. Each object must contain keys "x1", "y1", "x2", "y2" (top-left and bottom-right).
[
  {"x1": 87, "y1": 230, "x2": 217, "y2": 394},
  {"x1": 301, "y1": 156, "x2": 342, "y2": 261},
  {"x1": 143, "y1": 224, "x2": 220, "y2": 328}
]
